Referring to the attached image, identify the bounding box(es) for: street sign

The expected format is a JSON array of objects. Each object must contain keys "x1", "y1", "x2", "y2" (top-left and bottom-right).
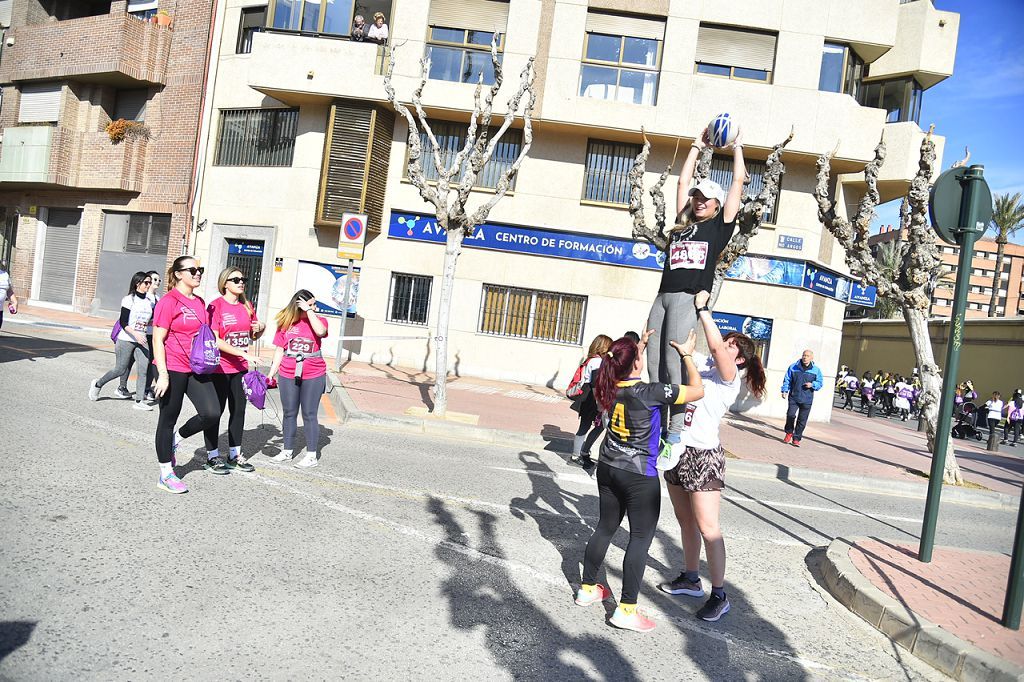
[
  {"x1": 337, "y1": 212, "x2": 368, "y2": 261},
  {"x1": 777, "y1": 234, "x2": 803, "y2": 251},
  {"x1": 929, "y1": 166, "x2": 993, "y2": 245}
]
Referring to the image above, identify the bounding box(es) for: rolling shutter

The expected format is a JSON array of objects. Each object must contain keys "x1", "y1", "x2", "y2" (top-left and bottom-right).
[
  {"x1": 428, "y1": 0, "x2": 509, "y2": 32},
  {"x1": 18, "y1": 83, "x2": 62, "y2": 123},
  {"x1": 39, "y1": 209, "x2": 81, "y2": 306},
  {"x1": 695, "y1": 25, "x2": 777, "y2": 71},
  {"x1": 0, "y1": 0, "x2": 12, "y2": 28},
  {"x1": 585, "y1": 11, "x2": 665, "y2": 40}
]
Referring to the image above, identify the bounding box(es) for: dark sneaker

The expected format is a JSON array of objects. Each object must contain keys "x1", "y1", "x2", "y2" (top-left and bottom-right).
[
  {"x1": 225, "y1": 457, "x2": 255, "y2": 473},
  {"x1": 696, "y1": 594, "x2": 730, "y2": 622},
  {"x1": 658, "y1": 573, "x2": 704, "y2": 597},
  {"x1": 204, "y1": 456, "x2": 230, "y2": 475}
]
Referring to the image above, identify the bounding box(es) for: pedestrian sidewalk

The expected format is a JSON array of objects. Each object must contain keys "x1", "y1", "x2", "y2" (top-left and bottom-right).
[
  {"x1": 824, "y1": 537, "x2": 1024, "y2": 681},
  {"x1": 337, "y1": 360, "x2": 1024, "y2": 496},
  {"x1": 3, "y1": 303, "x2": 115, "y2": 332}
]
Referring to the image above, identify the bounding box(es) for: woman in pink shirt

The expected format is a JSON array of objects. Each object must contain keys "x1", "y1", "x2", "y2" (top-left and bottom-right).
[
  {"x1": 267, "y1": 289, "x2": 328, "y2": 469},
  {"x1": 151, "y1": 256, "x2": 221, "y2": 494},
  {"x1": 207, "y1": 267, "x2": 266, "y2": 472}
]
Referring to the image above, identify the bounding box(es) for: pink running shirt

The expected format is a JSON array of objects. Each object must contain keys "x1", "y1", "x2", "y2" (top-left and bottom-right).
[
  {"x1": 273, "y1": 316, "x2": 329, "y2": 379},
  {"x1": 153, "y1": 288, "x2": 207, "y2": 374},
  {"x1": 208, "y1": 297, "x2": 258, "y2": 374}
]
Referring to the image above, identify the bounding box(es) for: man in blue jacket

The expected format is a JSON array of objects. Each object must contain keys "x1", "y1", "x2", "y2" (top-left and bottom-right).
[{"x1": 781, "y1": 350, "x2": 823, "y2": 447}]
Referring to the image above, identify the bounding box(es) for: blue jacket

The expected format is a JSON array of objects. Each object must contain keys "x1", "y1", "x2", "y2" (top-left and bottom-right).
[{"x1": 782, "y1": 360, "x2": 823, "y2": 404}]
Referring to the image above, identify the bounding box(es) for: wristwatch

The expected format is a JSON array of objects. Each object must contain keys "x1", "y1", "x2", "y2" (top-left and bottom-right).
[{"x1": 696, "y1": 305, "x2": 710, "y2": 313}]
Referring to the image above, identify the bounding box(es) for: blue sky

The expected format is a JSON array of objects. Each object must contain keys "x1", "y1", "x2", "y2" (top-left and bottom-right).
[{"x1": 871, "y1": 0, "x2": 1024, "y2": 242}]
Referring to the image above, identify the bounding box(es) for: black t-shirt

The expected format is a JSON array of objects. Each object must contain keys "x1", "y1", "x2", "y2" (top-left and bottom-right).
[
  {"x1": 658, "y1": 211, "x2": 736, "y2": 294},
  {"x1": 600, "y1": 380, "x2": 685, "y2": 477}
]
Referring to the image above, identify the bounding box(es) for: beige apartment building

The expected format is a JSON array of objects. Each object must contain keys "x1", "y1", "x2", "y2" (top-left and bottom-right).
[
  {"x1": 869, "y1": 226, "x2": 1024, "y2": 319},
  {"x1": 191, "y1": 0, "x2": 958, "y2": 421}
]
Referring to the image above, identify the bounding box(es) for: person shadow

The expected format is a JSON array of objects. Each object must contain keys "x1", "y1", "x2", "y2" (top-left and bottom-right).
[
  {"x1": 427, "y1": 496, "x2": 642, "y2": 680},
  {"x1": 0, "y1": 621, "x2": 36, "y2": 663}
]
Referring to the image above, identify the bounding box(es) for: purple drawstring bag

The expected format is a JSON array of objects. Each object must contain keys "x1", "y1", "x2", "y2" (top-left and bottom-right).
[
  {"x1": 189, "y1": 323, "x2": 221, "y2": 374},
  {"x1": 110, "y1": 321, "x2": 122, "y2": 343},
  {"x1": 242, "y1": 369, "x2": 269, "y2": 410}
]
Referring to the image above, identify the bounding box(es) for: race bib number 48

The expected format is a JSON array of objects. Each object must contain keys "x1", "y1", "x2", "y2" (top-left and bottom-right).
[
  {"x1": 287, "y1": 337, "x2": 315, "y2": 354},
  {"x1": 669, "y1": 240, "x2": 709, "y2": 270}
]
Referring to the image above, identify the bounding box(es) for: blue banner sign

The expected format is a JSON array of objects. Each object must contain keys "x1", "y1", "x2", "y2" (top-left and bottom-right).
[
  {"x1": 777, "y1": 234, "x2": 804, "y2": 251},
  {"x1": 725, "y1": 254, "x2": 805, "y2": 288},
  {"x1": 848, "y1": 282, "x2": 877, "y2": 307},
  {"x1": 295, "y1": 260, "x2": 359, "y2": 317},
  {"x1": 802, "y1": 264, "x2": 842, "y2": 298},
  {"x1": 228, "y1": 240, "x2": 264, "y2": 257},
  {"x1": 387, "y1": 211, "x2": 665, "y2": 271},
  {"x1": 713, "y1": 311, "x2": 774, "y2": 341}
]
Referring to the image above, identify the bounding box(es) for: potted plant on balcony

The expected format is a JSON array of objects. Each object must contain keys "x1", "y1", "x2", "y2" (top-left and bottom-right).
[
  {"x1": 106, "y1": 119, "x2": 152, "y2": 145},
  {"x1": 156, "y1": 10, "x2": 172, "y2": 27}
]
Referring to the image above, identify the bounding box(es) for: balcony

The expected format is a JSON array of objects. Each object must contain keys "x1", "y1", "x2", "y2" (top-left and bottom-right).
[
  {"x1": 246, "y1": 30, "x2": 388, "y2": 105},
  {"x1": 869, "y1": 0, "x2": 959, "y2": 89},
  {"x1": 0, "y1": 126, "x2": 147, "y2": 192},
  {"x1": 2, "y1": 12, "x2": 171, "y2": 86}
]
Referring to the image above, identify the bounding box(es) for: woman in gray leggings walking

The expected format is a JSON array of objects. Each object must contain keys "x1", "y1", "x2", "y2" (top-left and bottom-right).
[
  {"x1": 89, "y1": 271, "x2": 155, "y2": 410},
  {"x1": 647, "y1": 128, "x2": 746, "y2": 445},
  {"x1": 267, "y1": 290, "x2": 329, "y2": 468}
]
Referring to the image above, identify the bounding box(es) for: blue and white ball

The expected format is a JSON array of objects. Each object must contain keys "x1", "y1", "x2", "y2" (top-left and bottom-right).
[{"x1": 707, "y1": 113, "x2": 739, "y2": 148}]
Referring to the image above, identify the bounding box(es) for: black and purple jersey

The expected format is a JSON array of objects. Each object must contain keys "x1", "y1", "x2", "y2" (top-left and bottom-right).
[{"x1": 600, "y1": 380, "x2": 687, "y2": 477}]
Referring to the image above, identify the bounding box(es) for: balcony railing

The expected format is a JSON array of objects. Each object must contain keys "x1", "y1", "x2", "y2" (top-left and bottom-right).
[
  {"x1": 2, "y1": 12, "x2": 171, "y2": 86},
  {"x1": 0, "y1": 126, "x2": 146, "y2": 192}
]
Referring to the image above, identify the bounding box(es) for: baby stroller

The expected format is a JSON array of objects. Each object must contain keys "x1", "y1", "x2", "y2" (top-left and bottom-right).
[{"x1": 952, "y1": 402, "x2": 983, "y2": 441}]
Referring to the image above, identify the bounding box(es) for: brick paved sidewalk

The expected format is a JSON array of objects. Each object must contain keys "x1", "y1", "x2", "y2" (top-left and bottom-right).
[
  {"x1": 849, "y1": 539, "x2": 1023, "y2": 666},
  {"x1": 338, "y1": 360, "x2": 1024, "y2": 495}
]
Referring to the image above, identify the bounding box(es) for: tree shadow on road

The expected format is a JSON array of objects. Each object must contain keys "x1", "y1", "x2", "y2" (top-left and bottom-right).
[
  {"x1": 0, "y1": 621, "x2": 35, "y2": 663},
  {"x1": 427, "y1": 495, "x2": 642, "y2": 680},
  {"x1": 0, "y1": 330, "x2": 103, "y2": 364}
]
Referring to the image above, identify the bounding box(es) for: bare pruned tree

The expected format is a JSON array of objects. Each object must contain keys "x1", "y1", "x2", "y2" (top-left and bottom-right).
[
  {"x1": 627, "y1": 128, "x2": 793, "y2": 297},
  {"x1": 384, "y1": 40, "x2": 536, "y2": 417},
  {"x1": 815, "y1": 129, "x2": 964, "y2": 485}
]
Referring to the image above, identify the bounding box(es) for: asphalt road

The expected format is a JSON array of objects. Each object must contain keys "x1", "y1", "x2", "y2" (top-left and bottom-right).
[{"x1": 0, "y1": 325, "x2": 1017, "y2": 680}]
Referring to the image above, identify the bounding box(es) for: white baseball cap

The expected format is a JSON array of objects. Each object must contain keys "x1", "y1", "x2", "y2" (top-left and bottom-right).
[{"x1": 688, "y1": 179, "x2": 725, "y2": 205}]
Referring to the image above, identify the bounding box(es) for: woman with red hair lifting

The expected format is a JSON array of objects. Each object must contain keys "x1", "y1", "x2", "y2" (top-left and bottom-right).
[{"x1": 575, "y1": 331, "x2": 705, "y2": 632}]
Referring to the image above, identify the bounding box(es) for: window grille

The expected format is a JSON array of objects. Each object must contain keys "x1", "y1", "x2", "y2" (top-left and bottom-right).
[{"x1": 479, "y1": 284, "x2": 587, "y2": 345}]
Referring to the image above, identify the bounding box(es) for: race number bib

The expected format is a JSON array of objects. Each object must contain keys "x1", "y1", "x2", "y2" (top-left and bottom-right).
[
  {"x1": 682, "y1": 403, "x2": 697, "y2": 430},
  {"x1": 287, "y1": 337, "x2": 315, "y2": 354},
  {"x1": 669, "y1": 240, "x2": 709, "y2": 270},
  {"x1": 225, "y1": 331, "x2": 250, "y2": 349}
]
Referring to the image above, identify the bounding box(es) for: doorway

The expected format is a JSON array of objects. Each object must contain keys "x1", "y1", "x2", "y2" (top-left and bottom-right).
[
  {"x1": 225, "y1": 239, "x2": 265, "y2": 310},
  {"x1": 38, "y1": 208, "x2": 82, "y2": 306}
]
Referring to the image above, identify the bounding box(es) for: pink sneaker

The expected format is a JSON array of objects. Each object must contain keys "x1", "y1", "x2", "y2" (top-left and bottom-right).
[
  {"x1": 574, "y1": 583, "x2": 612, "y2": 606},
  {"x1": 609, "y1": 605, "x2": 656, "y2": 632},
  {"x1": 157, "y1": 473, "x2": 188, "y2": 494}
]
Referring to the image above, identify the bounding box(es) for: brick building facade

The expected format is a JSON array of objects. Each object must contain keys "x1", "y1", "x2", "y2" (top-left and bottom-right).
[{"x1": 0, "y1": 0, "x2": 212, "y2": 313}]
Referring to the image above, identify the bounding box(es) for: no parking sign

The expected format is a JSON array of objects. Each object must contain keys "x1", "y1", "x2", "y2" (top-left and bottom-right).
[{"x1": 337, "y1": 212, "x2": 367, "y2": 261}]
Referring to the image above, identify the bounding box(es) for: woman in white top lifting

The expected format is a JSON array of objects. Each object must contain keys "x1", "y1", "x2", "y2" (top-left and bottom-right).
[{"x1": 658, "y1": 289, "x2": 766, "y2": 622}]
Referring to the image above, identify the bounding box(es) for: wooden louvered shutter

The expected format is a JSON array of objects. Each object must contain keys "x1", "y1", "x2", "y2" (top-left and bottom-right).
[
  {"x1": 428, "y1": 0, "x2": 509, "y2": 32},
  {"x1": 695, "y1": 25, "x2": 777, "y2": 72},
  {"x1": 585, "y1": 11, "x2": 665, "y2": 40},
  {"x1": 316, "y1": 101, "x2": 393, "y2": 233}
]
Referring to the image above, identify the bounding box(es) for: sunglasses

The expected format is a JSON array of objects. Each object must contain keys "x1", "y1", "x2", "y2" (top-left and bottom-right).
[
  {"x1": 176, "y1": 267, "x2": 205, "y2": 277},
  {"x1": 142, "y1": 279, "x2": 152, "y2": 284},
  {"x1": 226, "y1": 276, "x2": 247, "y2": 284}
]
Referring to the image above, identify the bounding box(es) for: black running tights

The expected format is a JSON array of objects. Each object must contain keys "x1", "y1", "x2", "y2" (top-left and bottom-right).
[
  {"x1": 582, "y1": 461, "x2": 661, "y2": 604},
  {"x1": 156, "y1": 371, "x2": 220, "y2": 463},
  {"x1": 213, "y1": 372, "x2": 247, "y2": 448}
]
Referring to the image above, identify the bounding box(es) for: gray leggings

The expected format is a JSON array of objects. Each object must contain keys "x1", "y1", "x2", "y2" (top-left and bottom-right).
[
  {"x1": 97, "y1": 340, "x2": 150, "y2": 399},
  {"x1": 645, "y1": 291, "x2": 697, "y2": 435},
  {"x1": 278, "y1": 374, "x2": 326, "y2": 454}
]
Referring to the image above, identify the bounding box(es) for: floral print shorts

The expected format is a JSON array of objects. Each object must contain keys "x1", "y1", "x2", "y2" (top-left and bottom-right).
[{"x1": 663, "y1": 444, "x2": 726, "y2": 492}]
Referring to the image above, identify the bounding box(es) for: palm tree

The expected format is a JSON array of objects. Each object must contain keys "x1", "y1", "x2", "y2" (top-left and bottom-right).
[
  {"x1": 987, "y1": 192, "x2": 1024, "y2": 316},
  {"x1": 872, "y1": 238, "x2": 903, "y2": 319}
]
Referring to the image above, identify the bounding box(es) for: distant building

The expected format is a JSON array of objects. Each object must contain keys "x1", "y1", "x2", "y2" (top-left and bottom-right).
[{"x1": 865, "y1": 226, "x2": 1024, "y2": 319}]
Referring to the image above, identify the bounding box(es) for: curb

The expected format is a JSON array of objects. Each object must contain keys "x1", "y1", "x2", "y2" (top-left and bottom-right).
[
  {"x1": 822, "y1": 538, "x2": 1024, "y2": 682},
  {"x1": 4, "y1": 315, "x2": 112, "y2": 335},
  {"x1": 325, "y1": 376, "x2": 1019, "y2": 511}
]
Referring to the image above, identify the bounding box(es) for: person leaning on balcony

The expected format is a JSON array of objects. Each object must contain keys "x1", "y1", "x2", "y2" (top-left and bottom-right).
[
  {"x1": 645, "y1": 127, "x2": 746, "y2": 448},
  {"x1": 366, "y1": 12, "x2": 389, "y2": 44},
  {"x1": 350, "y1": 14, "x2": 367, "y2": 42}
]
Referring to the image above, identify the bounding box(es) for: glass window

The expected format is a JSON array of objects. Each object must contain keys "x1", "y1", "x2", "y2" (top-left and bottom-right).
[
  {"x1": 696, "y1": 63, "x2": 731, "y2": 77},
  {"x1": 116, "y1": 213, "x2": 171, "y2": 255},
  {"x1": 426, "y1": 26, "x2": 503, "y2": 85},
  {"x1": 388, "y1": 273, "x2": 432, "y2": 325},
  {"x1": 271, "y1": 0, "x2": 300, "y2": 30},
  {"x1": 269, "y1": 0, "x2": 361, "y2": 36},
  {"x1": 582, "y1": 139, "x2": 642, "y2": 205},
  {"x1": 579, "y1": 31, "x2": 662, "y2": 106},
  {"x1": 694, "y1": 25, "x2": 776, "y2": 83},
  {"x1": 300, "y1": 0, "x2": 319, "y2": 32},
  {"x1": 214, "y1": 108, "x2": 300, "y2": 167},
  {"x1": 858, "y1": 77, "x2": 923, "y2": 123},
  {"x1": 819, "y1": 43, "x2": 845, "y2": 92},
  {"x1": 237, "y1": 5, "x2": 267, "y2": 54},
  {"x1": 733, "y1": 66, "x2": 769, "y2": 81},
  {"x1": 479, "y1": 284, "x2": 587, "y2": 345},
  {"x1": 408, "y1": 119, "x2": 522, "y2": 190}
]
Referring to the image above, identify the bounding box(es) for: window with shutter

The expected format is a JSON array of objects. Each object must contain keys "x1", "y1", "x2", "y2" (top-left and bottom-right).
[
  {"x1": 478, "y1": 284, "x2": 587, "y2": 345},
  {"x1": 694, "y1": 25, "x2": 777, "y2": 83},
  {"x1": 214, "y1": 108, "x2": 298, "y2": 166},
  {"x1": 18, "y1": 83, "x2": 62, "y2": 123},
  {"x1": 582, "y1": 139, "x2": 642, "y2": 206},
  {"x1": 579, "y1": 11, "x2": 665, "y2": 106},
  {"x1": 426, "y1": 0, "x2": 509, "y2": 85},
  {"x1": 0, "y1": 0, "x2": 12, "y2": 28}
]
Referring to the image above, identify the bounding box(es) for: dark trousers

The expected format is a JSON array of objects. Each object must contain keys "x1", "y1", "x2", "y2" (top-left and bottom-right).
[
  {"x1": 156, "y1": 371, "x2": 220, "y2": 463},
  {"x1": 842, "y1": 390, "x2": 854, "y2": 410},
  {"x1": 785, "y1": 399, "x2": 812, "y2": 440},
  {"x1": 582, "y1": 462, "x2": 661, "y2": 604},
  {"x1": 213, "y1": 372, "x2": 247, "y2": 448},
  {"x1": 1004, "y1": 420, "x2": 1022, "y2": 443}
]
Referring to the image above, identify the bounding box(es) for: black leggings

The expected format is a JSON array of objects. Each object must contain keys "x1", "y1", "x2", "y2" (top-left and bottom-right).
[
  {"x1": 213, "y1": 372, "x2": 247, "y2": 448},
  {"x1": 582, "y1": 461, "x2": 662, "y2": 604},
  {"x1": 156, "y1": 371, "x2": 220, "y2": 463},
  {"x1": 575, "y1": 392, "x2": 605, "y2": 452}
]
